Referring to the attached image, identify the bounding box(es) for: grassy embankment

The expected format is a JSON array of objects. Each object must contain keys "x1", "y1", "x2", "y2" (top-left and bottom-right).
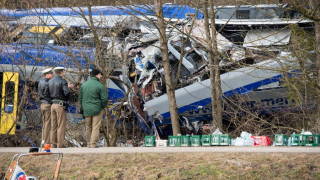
[{"x1": 1, "y1": 152, "x2": 319, "y2": 179}]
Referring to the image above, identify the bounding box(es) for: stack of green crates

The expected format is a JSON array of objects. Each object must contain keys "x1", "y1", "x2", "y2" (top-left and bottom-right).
[
  {"x1": 305, "y1": 134, "x2": 319, "y2": 146},
  {"x1": 290, "y1": 133, "x2": 305, "y2": 146},
  {"x1": 144, "y1": 135, "x2": 156, "y2": 147},
  {"x1": 201, "y1": 135, "x2": 211, "y2": 146},
  {"x1": 181, "y1": 135, "x2": 191, "y2": 147},
  {"x1": 211, "y1": 134, "x2": 231, "y2": 146},
  {"x1": 168, "y1": 136, "x2": 182, "y2": 147},
  {"x1": 211, "y1": 134, "x2": 220, "y2": 146},
  {"x1": 274, "y1": 134, "x2": 288, "y2": 146},
  {"x1": 190, "y1": 135, "x2": 201, "y2": 147},
  {"x1": 220, "y1": 134, "x2": 231, "y2": 146}
]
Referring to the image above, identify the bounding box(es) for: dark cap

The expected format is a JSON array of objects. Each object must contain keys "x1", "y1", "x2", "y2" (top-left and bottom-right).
[{"x1": 90, "y1": 68, "x2": 101, "y2": 76}]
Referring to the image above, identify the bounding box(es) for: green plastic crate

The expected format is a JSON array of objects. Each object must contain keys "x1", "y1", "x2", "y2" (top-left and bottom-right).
[
  {"x1": 201, "y1": 135, "x2": 211, "y2": 146},
  {"x1": 181, "y1": 135, "x2": 191, "y2": 147},
  {"x1": 305, "y1": 135, "x2": 319, "y2": 146},
  {"x1": 211, "y1": 134, "x2": 220, "y2": 145},
  {"x1": 168, "y1": 136, "x2": 182, "y2": 147},
  {"x1": 290, "y1": 133, "x2": 305, "y2": 146},
  {"x1": 190, "y1": 135, "x2": 201, "y2": 147},
  {"x1": 274, "y1": 134, "x2": 288, "y2": 146},
  {"x1": 144, "y1": 135, "x2": 156, "y2": 147},
  {"x1": 220, "y1": 134, "x2": 231, "y2": 146}
]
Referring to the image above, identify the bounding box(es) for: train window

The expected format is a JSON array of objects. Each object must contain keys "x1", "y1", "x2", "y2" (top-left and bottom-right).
[
  {"x1": 0, "y1": 23, "x2": 23, "y2": 43},
  {"x1": 26, "y1": 81, "x2": 39, "y2": 102},
  {"x1": 72, "y1": 28, "x2": 112, "y2": 49},
  {"x1": 56, "y1": 27, "x2": 92, "y2": 46},
  {"x1": 4, "y1": 81, "x2": 15, "y2": 113},
  {"x1": 236, "y1": 10, "x2": 250, "y2": 19},
  {"x1": 0, "y1": 26, "x2": 6, "y2": 42},
  {"x1": 215, "y1": 8, "x2": 237, "y2": 19}
]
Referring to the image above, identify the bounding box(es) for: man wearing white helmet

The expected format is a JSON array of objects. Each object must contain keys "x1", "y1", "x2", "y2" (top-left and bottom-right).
[
  {"x1": 48, "y1": 67, "x2": 74, "y2": 148},
  {"x1": 38, "y1": 68, "x2": 54, "y2": 145}
]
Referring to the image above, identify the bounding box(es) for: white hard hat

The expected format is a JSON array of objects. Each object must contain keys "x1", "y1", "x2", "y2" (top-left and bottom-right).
[
  {"x1": 42, "y1": 68, "x2": 53, "y2": 74},
  {"x1": 53, "y1": 67, "x2": 65, "y2": 71}
]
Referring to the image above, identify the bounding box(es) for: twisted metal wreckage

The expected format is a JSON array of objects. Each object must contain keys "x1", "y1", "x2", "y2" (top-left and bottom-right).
[
  {"x1": 119, "y1": 5, "x2": 314, "y2": 137},
  {"x1": 0, "y1": 4, "x2": 315, "y2": 137}
]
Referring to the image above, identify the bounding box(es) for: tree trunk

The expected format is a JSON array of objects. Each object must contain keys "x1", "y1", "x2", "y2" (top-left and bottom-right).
[
  {"x1": 310, "y1": 0, "x2": 320, "y2": 130},
  {"x1": 203, "y1": 0, "x2": 223, "y2": 132},
  {"x1": 203, "y1": 0, "x2": 216, "y2": 132},
  {"x1": 155, "y1": 0, "x2": 181, "y2": 135},
  {"x1": 209, "y1": 0, "x2": 223, "y2": 130}
]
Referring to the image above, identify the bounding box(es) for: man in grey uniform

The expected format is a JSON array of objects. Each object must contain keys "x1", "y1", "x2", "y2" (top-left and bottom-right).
[
  {"x1": 38, "y1": 68, "x2": 53, "y2": 145},
  {"x1": 48, "y1": 67, "x2": 74, "y2": 148}
]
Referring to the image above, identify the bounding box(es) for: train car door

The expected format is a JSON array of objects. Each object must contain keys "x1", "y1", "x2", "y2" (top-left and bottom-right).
[{"x1": 0, "y1": 72, "x2": 19, "y2": 135}]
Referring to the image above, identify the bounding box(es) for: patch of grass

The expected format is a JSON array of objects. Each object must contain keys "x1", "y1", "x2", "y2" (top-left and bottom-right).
[
  {"x1": 1, "y1": 153, "x2": 320, "y2": 179},
  {"x1": 180, "y1": 163, "x2": 226, "y2": 179}
]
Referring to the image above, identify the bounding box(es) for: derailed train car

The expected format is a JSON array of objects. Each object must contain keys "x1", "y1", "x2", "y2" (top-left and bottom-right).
[
  {"x1": 129, "y1": 31, "x2": 309, "y2": 136},
  {"x1": 0, "y1": 4, "x2": 202, "y2": 135},
  {"x1": 0, "y1": 39, "x2": 127, "y2": 134},
  {"x1": 0, "y1": 4, "x2": 314, "y2": 137},
  {"x1": 124, "y1": 5, "x2": 315, "y2": 136}
]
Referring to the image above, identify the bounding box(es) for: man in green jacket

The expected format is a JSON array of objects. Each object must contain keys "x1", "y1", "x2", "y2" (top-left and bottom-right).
[{"x1": 79, "y1": 68, "x2": 108, "y2": 148}]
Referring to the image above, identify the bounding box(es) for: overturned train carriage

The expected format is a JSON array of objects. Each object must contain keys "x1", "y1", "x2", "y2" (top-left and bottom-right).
[
  {"x1": 0, "y1": 4, "x2": 201, "y2": 135},
  {"x1": 132, "y1": 51, "x2": 308, "y2": 136},
  {"x1": 126, "y1": 5, "x2": 315, "y2": 137},
  {"x1": 0, "y1": 4, "x2": 316, "y2": 138},
  {"x1": 128, "y1": 22, "x2": 314, "y2": 136}
]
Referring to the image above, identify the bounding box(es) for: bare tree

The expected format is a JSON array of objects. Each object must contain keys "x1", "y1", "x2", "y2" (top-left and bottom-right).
[
  {"x1": 310, "y1": 0, "x2": 320, "y2": 130},
  {"x1": 286, "y1": 0, "x2": 320, "y2": 131},
  {"x1": 155, "y1": 0, "x2": 181, "y2": 135},
  {"x1": 203, "y1": 0, "x2": 223, "y2": 132}
]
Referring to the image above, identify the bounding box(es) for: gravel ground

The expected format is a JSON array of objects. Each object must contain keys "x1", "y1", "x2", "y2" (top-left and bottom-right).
[{"x1": 1, "y1": 146, "x2": 320, "y2": 154}]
